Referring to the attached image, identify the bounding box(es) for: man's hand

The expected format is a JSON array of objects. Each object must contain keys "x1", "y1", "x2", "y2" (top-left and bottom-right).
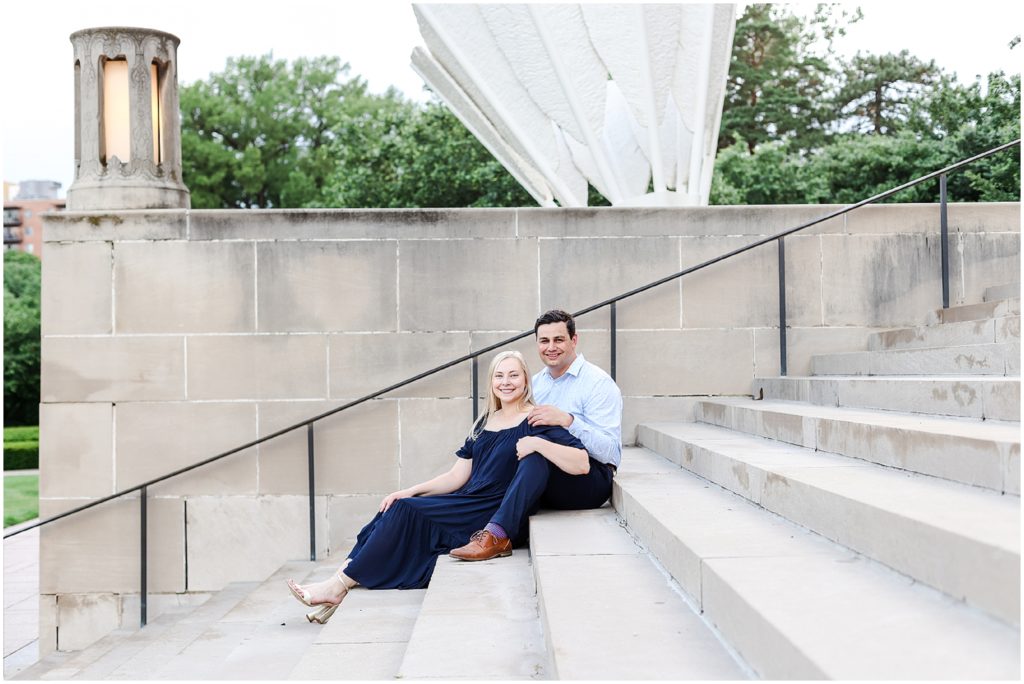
[{"x1": 527, "y1": 404, "x2": 573, "y2": 428}]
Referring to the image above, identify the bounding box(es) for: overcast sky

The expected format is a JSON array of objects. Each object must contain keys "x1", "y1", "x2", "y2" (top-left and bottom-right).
[{"x1": 1, "y1": 1, "x2": 1020, "y2": 197}]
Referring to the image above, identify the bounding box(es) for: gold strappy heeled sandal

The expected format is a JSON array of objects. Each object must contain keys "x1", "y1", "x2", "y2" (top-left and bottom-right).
[
  {"x1": 305, "y1": 571, "x2": 356, "y2": 625},
  {"x1": 286, "y1": 578, "x2": 315, "y2": 607}
]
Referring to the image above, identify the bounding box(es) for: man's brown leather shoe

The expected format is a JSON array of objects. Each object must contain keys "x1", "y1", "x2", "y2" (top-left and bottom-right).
[{"x1": 449, "y1": 530, "x2": 512, "y2": 561}]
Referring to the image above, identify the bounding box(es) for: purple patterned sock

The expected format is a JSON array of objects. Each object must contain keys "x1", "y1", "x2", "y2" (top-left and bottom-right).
[{"x1": 484, "y1": 522, "x2": 508, "y2": 540}]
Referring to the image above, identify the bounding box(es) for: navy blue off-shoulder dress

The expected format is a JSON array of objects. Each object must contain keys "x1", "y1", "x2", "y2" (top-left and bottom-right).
[{"x1": 342, "y1": 419, "x2": 584, "y2": 589}]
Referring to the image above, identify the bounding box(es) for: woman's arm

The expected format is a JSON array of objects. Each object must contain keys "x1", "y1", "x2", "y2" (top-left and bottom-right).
[
  {"x1": 380, "y1": 457, "x2": 472, "y2": 511},
  {"x1": 516, "y1": 436, "x2": 590, "y2": 475}
]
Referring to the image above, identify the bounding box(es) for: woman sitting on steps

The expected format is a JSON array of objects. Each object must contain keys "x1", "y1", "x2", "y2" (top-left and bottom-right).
[{"x1": 286, "y1": 349, "x2": 587, "y2": 623}]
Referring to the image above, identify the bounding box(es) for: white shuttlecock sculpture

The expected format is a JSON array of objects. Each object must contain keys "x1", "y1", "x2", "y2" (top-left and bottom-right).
[{"x1": 411, "y1": 3, "x2": 736, "y2": 207}]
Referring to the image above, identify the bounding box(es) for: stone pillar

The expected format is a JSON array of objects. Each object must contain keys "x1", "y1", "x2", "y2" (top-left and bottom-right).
[{"x1": 68, "y1": 27, "x2": 189, "y2": 210}]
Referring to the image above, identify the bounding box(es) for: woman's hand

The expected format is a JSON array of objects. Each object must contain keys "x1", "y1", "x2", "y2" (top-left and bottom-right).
[
  {"x1": 516, "y1": 436, "x2": 543, "y2": 460},
  {"x1": 379, "y1": 488, "x2": 414, "y2": 512}
]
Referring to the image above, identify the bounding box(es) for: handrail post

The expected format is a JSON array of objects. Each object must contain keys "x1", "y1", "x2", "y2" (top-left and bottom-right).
[
  {"x1": 140, "y1": 486, "x2": 147, "y2": 628},
  {"x1": 940, "y1": 173, "x2": 950, "y2": 309},
  {"x1": 307, "y1": 424, "x2": 316, "y2": 562},
  {"x1": 472, "y1": 356, "x2": 479, "y2": 421},
  {"x1": 778, "y1": 238, "x2": 788, "y2": 377},
  {"x1": 609, "y1": 302, "x2": 617, "y2": 381}
]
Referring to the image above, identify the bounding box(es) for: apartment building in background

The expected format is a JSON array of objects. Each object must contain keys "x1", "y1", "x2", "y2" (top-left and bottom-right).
[{"x1": 4, "y1": 180, "x2": 65, "y2": 259}]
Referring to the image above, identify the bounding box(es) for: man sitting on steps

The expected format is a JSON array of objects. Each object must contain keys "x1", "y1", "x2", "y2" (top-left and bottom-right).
[{"x1": 450, "y1": 309, "x2": 623, "y2": 561}]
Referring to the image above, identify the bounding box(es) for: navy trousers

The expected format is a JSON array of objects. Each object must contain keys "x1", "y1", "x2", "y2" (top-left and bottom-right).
[{"x1": 489, "y1": 454, "x2": 614, "y2": 545}]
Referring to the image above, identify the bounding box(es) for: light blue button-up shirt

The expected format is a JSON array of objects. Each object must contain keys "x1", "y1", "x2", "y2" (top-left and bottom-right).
[{"x1": 532, "y1": 353, "x2": 623, "y2": 468}]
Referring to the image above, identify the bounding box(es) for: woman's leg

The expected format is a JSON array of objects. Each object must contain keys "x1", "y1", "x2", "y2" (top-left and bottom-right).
[
  {"x1": 342, "y1": 499, "x2": 457, "y2": 589},
  {"x1": 288, "y1": 506, "x2": 391, "y2": 604}
]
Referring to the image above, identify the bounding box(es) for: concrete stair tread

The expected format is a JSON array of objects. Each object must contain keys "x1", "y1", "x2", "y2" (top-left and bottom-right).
[
  {"x1": 614, "y1": 447, "x2": 1020, "y2": 679},
  {"x1": 10, "y1": 631, "x2": 131, "y2": 680},
  {"x1": 812, "y1": 341, "x2": 1018, "y2": 377},
  {"x1": 868, "y1": 315, "x2": 1018, "y2": 351},
  {"x1": 641, "y1": 421, "x2": 1019, "y2": 550},
  {"x1": 764, "y1": 374, "x2": 1021, "y2": 382},
  {"x1": 397, "y1": 551, "x2": 546, "y2": 680},
  {"x1": 21, "y1": 597, "x2": 214, "y2": 680},
  {"x1": 699, "y1": 395, "x2": 1019, "y2": 493},
  {"x1": 101, "y1": 580, "x2": 262, "y2": 680},
  {"x1": 290, "y1": 586, "x2": 426, "y2": 680},
  {"x1": 704, "y1": 396, "x2": 1020, "y2": 442},
  {"x1": 929, "y1": 297, "x2": 1020, "y2": 324},
  {"x1": 985, "y1": 284, "x2": 1020, "y2": 301},
  {"x1": 636, "y1": 423, "x2": 1019, "y2": 625},
  {"x1": 141, "y1": 558, "x2": 329, "y2": 680},
  {"x1": 61, "y1": 606, "x2": 204, "y2": 680},
  {"x1": 753, "y1": 375, "x2": 1020, "y2": 421},
  {"x1": 821, "y1": 340, "x2": 1017, "y2": 357},
  {"x1": 530, "y1": 507, "x2": 748, "y2": 680}
]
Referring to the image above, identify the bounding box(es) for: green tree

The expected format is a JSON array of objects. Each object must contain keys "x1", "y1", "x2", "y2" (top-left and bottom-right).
[
  {"x1": 4, "y1": 251, "x2": 41, "y2": 427},
  {"x1": 180, "y1": 54, "x2": 381, "y2": 208},
  {"x1": 834, "y1": 50, "x2": 941, "y2": 135},
  {"x1": 805, "y1": 132, "x2": 948, "y2": 204},
  {"x1": 321, "y1": 101, "x2": 533, "y2": 208},
  {"x1": 710, "y1": 139, "x2": 827, "y2": 204},
  {"x1": 913, "y1": 71, "x2": 1021, "y2": 201},
  {"x1": 719, "y1": 4, "x2": 861, "y2": 154},
  {"x1": 180, "y1": 56, "x2": 534, "y2": 209}
]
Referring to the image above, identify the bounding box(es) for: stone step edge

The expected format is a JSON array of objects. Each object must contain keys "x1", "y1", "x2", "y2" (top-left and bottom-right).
[
  {"x1": 197, "y1": 560, "x2": 346, "y2": 681},
  {"x1": 635, "y1": 422, "x2": 1020, "y2": 626},
  {"x1": 985, "y1": 284, "x2": 1020, "y2": 301},
  {"x1": 397, "y1": 551, "x2": 548, "y2": 680},
  {"x1": 751, "y1": 375, "x2": 1021, "y2": 422},
  {"x1": 529, "y1": 508, "x2": 750, "y2": 680},
  {"x1": 813, "y1": 340, "x2": 1019, "y2": 361},
  {"x1": 13, "y1": 593, "x2": 215, "y2": 681},
  {"x1": 638, "y1": 420, "x2": 1019, "y2": 551},
  {"x1": 700, "y1": 396, "x2": 1020, "y2": 443},
  {"x1": 928, "y1": 298, "x2": 1021, "y2": 325},
  {"x1": 102, "y1": 580, "x2": 264, "y2": 680},
  {"x1": 9, "y1": 631, "x2": 131, "y2": 681},
  {"x1": 810, "y1": 341, "x2": 1018, "y2": 377},
  {"x1": 612, "y1": 447, "x2": 1020, "y2": 679},
  {"x1": 74, "y1": 559, "x2": 321, "y2": 680},
  {"x1": 867, "y1": 315, "x2": 1019, "y2": 351},
  {"x1": 697, "y1": 396, "x2": 1018, "y2": 494}
]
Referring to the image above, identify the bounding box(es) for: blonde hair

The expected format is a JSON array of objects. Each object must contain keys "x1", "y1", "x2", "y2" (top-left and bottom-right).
[{"x1": 471, "y1": 350, "x2": 534, "y2": 437}]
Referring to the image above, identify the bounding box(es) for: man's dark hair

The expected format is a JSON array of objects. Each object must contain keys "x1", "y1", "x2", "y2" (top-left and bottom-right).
[{"x1": 534, "y1": 309, "x2": 576, "y2": 338}]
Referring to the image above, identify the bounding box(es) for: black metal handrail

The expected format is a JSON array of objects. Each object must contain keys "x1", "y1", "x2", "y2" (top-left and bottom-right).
[{"x1": 6, "y1": 139, "x2": 1019, "y2": 628}]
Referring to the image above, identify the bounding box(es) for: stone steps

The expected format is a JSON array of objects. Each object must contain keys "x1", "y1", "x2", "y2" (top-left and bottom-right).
[
  {"x1": 612, "y1": 446, "x2": 1020, "y2": 679},
  {"x1": 11, "y1": 631, "x2": 131, "y2": 681},
  {"x1": 145, "y1": 559, "x2": 328, "y2": 680},
  {"x1": 100, "y1": 580, "x2": 260, "y2": 680},
  {"x1": 288, "y1": 584, "x2": 425, "y2": 680},
  {"x1": 635, "y1": 422, "x2": 1020, "y2": 626},
  {"x1": 697, "y1": 397, "x2": 1020, "y2": 493},
  {"x1": 12, "y1": 598, "x2": 208, "y2": 681},
  {"x1": 810, "y1": 341, "x2": 1019, "y2": 376},
  {"x1": 985, "y1": 284, "x2": 1020, "y2": 302},
  {"x1": 925, "y1": 297, "x2": 1020, "y2": 325},
  {"x1": 752, "y1": 375, "x2": 1020, "y2": 421},
  {"x1": 397, "y1": 551, "x2": 547, "y2": 679},
  {"x1": 867, "y1": 314, "x2": 1019, "y2": 351},
  {"x1": 529, "y1": 507, "x2": 747, "y2": 680},
  {"x1": 12, "y1": 560, "x2": 323, "y2": 681}
]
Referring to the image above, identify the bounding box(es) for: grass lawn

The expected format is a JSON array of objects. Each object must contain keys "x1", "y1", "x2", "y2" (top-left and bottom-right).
[
  {"x1": 4, "y1": 475, "x2": 39, "y2": 527},
  {"x1": 4, "y1": 426, "x2": 39, "y2": 442}
]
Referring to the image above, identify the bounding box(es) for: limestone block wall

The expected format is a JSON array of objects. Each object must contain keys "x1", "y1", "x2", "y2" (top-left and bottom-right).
[{"x1": 38, "y1": 203, "x2": 1019, "y2": 650}]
